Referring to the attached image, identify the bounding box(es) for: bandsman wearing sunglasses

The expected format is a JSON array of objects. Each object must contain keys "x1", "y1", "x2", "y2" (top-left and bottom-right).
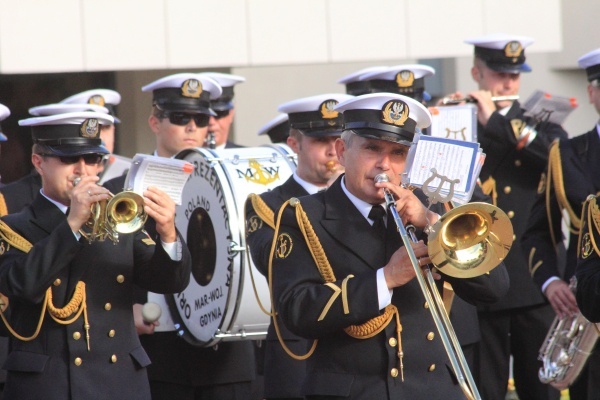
[
  {"x1": 0, "y1": 111, "x2": 191, "y2": 400},
  {"x1": 103, "y1": 73, "x2": 264, "y2": 400},
  {"x1": 200, "y1": 72, "x2": 245, "y2": 149}
]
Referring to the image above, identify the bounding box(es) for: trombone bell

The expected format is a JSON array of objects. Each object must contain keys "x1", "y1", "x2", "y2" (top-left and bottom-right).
[{"x1": 428, "y1": 202, "x2": 513, "y2": 278}]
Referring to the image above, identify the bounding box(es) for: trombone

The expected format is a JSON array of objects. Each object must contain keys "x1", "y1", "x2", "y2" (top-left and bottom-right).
[{"x1": 375, "y1": 173, "x2": 513, "y2": 400}]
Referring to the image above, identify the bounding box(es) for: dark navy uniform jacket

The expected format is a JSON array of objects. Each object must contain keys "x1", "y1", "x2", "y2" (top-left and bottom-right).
[
  {"x1": 271, "y1": 176, "x2": 509, "y2": 398},
  {"x1": 522, "y1": 128, "x2": 600, "y2": 289},
  {"x1": 478, "y1": 101, "x2": 567, "y2": 311},
  {"x1": 0, "y1": 194, "x2": 191, "y2": 400}
]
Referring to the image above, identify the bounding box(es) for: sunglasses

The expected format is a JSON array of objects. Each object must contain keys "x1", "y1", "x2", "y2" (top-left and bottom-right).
[
  {"x1": 160, "y1": 111, "x2": 209, "y2": 127},
  {"x1": 39, "y1": 153, "x2": 104, "y2": 165},
  {"x1": 213, "y1": 109, "x2": 231, "y2": 120}
]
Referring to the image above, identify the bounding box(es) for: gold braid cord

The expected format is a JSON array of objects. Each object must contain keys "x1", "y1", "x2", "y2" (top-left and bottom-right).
[
  {"x1": 268, "y1": 198, "x2": 402, "y2": 367},
  {"x1": 548, "y1": 141, "x2": 581, "y2": 239},
  {"x1": 480, "y1": 176, "x2": 498, "y2": 207},
  {"x1": 586, "y1": 196, "x2": 600, "y2": 258},
  {"x1": 0, "y1": 194, "x2": 8, "y2": 217},
  {"x1": 0, "y1": 221, "x2": 90, "y2": 350}
]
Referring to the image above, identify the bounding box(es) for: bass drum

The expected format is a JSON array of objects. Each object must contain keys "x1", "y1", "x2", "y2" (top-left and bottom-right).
[{"x1": 168, "y1": 144, "x2": 296, "y2": 347}]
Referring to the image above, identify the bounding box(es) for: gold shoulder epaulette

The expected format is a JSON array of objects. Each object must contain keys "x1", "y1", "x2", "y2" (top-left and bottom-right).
[
  {"x1": 0, "y1": 220, "x2": 33, "y2": 253},
  {"x1": 248, "y1": 193, "x2": 275, "y2": 230}
]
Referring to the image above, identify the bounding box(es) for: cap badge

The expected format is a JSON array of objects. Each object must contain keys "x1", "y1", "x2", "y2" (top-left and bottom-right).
[
  {"x1": 80, "y1": 118, "x2": 100, "y2": 138},
  {"x1": 88, "y1": 95, "x2": 106, "y2": 106},
  {"x1": 396, "y1": 70, "x2": 415, "y2": 88},
  {"x1": 320, "y1": 100, "x2": 339, "y2": 120},
  {"x1": 381, "y1": 100, "x2": 409, "y2": 126},
  {"x1": 181, "y1": 79, "x2": 202, "y2": 98},
  {"x1": 504, "y1": 41, "x2": 523, "y2": 63}
]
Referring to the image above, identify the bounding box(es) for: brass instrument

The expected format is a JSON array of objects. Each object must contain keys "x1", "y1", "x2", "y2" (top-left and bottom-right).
[
  {"x1": 205, "y1": 131, "x2": 216, "y2": 149},
  {"x1": 375, "y1": 173, "x2": 513, "y2": 400},
  {"x1": 538, "y1": 277, "x2": 600, "y2": 390},
  {"x1": 73, "y1": 178, "x2": 147, "y2": 243},
  {"x1": 325, "y1": 160, "x2": 338, "y2": 172},
  {"x1": 441, "y1": 95, "x2": 519, "y2": 105}
]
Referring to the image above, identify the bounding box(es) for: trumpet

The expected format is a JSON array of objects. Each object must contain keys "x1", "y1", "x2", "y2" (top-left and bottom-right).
[
  {"x1": 73, "y1": 177, "x2": 147, "y2": 243},
  {"x1": 375, "y1": 173, "x2": 513, "y2": 400},
  {"x1": 441, "y1": 95, "x2": 519, "y2": 105}
]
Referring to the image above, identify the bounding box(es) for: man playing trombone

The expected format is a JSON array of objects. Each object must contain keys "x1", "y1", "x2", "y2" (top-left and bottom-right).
[
  {"x1": 269, "y1": 93, "x2": 509, "y2": 399},
  {"x1": 0, "y1": 111, "x2": 191, "y2": 399}
]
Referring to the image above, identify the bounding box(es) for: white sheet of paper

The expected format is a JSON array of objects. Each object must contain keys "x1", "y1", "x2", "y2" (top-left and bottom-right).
[
  {"x1": 125, "y1": 154, "x2": 193, "y2": 205},
  {"x1": 428, "y1": 104, "x2": 478, "y2": 143}
]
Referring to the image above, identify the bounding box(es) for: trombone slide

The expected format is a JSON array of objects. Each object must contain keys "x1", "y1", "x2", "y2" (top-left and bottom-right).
[
  {"x1": 376, "y1": 173, "x2": 480, "y2": 400},
  {"x1": 442, "y1": 95, "x2": 519, "y2": 105}
]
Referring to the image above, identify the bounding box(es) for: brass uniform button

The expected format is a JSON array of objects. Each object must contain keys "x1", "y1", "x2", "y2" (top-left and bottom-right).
[
  {"x1": 423, "y1": 302, "x2": 429, "y2": 309},
  {"x1": 426, "y1": 332, "x2": 435, "y2": 341},
  {"x1": 390, "y1": 368, "x2": 399, "y2": 378},
  {"x1": 110, "y1": 354, "x2": 117, "y2": 363},
  {"x1": 73, "y1": 332, "x2": 81, "y2": 340},
  {"x1": 428, "y1": 364, "x2": 436, "y2": 372},
  {"x1": 389, "y1": 337, "x2": 397, "y2": 347},
  {"x1": 53, "y1": 278, "x2": 61, "y2": 286},
  {"x1": 104, "y1": 303, "x2": 112, "y2": 311},
  {"x1": 507, "y1": 211, "x2": 515, "y2": 219},
  {"x1": 116, "y1": 275, "x2": 125, "y2": 283},
  {"x1": 108, "y1": 329, "x2": 115, "y2": 338},
  {"x1": 74, "y1": 357, "x2": 82, "y2": 366},
  {"x1": 514, "y1": 159, "x2": 522, "y2": 167},
  {"x1": 504, "y1": 186, "x2": 511, "y2": 194},
  {"x1": 513, "y1": 234, "x2": 517, "y2": 241}
]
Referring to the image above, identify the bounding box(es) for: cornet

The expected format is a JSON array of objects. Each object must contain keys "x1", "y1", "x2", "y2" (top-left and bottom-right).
[
  {"x1": 375, "y1": 173, "x2": 513, "y2": 400},
  {"x1": 73, "y1": 177, "x2": 147, "y2": 243}
]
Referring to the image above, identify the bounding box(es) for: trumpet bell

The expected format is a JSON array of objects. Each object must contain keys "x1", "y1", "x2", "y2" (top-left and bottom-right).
[
  {"x1": 428, "y1": 202, "x2": 513, "y2": 278},
  {"x1": 106, "y1": 192, "x2": 147, "y2": 235}
]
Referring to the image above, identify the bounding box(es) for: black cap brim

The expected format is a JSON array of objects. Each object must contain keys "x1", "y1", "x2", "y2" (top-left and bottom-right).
[
  {"x1": 45, "y1": 144, "x2": 110, "y2": 157},
  {"x1": 485, "y1": 61, "x2": 532, "y2": 74},
  {"x1": 300, "y1": 127, "x2": 344, "y2": 137}
]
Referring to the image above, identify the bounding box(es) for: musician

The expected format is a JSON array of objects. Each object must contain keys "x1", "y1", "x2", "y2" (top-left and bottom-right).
[
  {"x1": 0, "y1": 89, "x2": 121, "y2": 217},
  {"x1": 269, "y1": 93, "x2": 509, "y2": 399},
  {"x1": 105, "y1": 73, "x2": 260, "y2": 400},
  {"x1": 246, "y1": 93, "x2": 352, "y2": 399},
  {"x1": 0, "y1": 111, "x2": 191, "y2": 400},
  {"x1": 444, "y1": 33, "x2": 568, "y2": 400},
  {"x1": 200, "y1": 72, "x2": 245, "y2": 149},
  {"x1": 0, "y1": 103, "x2": 9, "y2": 399},
  {"x1": 531, "y1": 47, "x2": 600, "y2": 399}
]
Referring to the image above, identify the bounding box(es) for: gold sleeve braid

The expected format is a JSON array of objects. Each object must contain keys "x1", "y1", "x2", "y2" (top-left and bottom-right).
[
  {"x1": 548, "y1": 140, "x2": 582, "y2": 238},
  {"x1": 269, "y1": 198, "x2": 403, "y2": 378},
  {"x1": 584, "y1": 196, "x2": 600, "y2": 258},
  {"x1": 0, "y1": 221, "x2": 91, "y2": 350}
]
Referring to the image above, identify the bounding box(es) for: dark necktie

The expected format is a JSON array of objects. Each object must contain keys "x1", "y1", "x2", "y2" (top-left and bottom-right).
[{"x1": 368, "y1": 205, "x2": 387, "y2": 239}]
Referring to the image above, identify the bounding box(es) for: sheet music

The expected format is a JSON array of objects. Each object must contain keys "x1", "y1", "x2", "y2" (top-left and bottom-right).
[
  {"x1": 428, "y1": 104, "x2": 478, "y2": 143},
  {"x1": 405, "y1": 135, "x2": 483, "y2": 204},
  {"x1": 125, "y1": 154, "x2": 193, "y2": 205},
  {"x1": 522, "y1": 90, "x2": 578, "y2": 125}
]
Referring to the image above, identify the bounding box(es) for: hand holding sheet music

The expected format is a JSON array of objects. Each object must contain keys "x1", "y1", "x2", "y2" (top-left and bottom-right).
[{"x1": 125, "y1": 154, "x2": 193, "y2": 205}]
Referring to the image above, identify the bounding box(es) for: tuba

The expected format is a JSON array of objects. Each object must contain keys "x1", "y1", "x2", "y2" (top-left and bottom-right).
[{"x1": 538, "y1": 276, "x2": 600, "y2": 390}]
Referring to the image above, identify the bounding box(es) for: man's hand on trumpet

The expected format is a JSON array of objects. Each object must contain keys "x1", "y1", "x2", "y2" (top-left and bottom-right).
[
  {"x1": 143, "y1": 186, "x2": 177, "y2": 243},
  {"x1": 68, "y1": 175, "x2": 110, "y2": 233}
]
